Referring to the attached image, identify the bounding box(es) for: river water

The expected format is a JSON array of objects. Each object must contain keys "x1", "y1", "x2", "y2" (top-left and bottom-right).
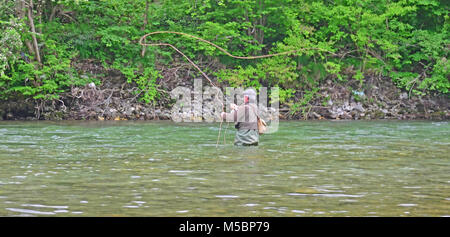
[{"x1": 0, "y1": 120, "x2": 448, "y2": 216}]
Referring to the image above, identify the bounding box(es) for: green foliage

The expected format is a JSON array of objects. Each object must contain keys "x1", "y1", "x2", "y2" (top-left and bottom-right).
[
  {"x1": 325, "y1": 62, "x2": 343, "y2": 81},
  {"x1": 294, "y1": 87, "x2": 319, "y2": 116},
  {"x1": 70, "y1": 0, "x2": 160, "y2": 103},
  {"x1": 0, "y1": 0, "x2": 448, "y2": 106},
  {"x1": 0, "y1": 0, "x2": 97, "y2": 100},
  {"x1": 0, "y1": 2, "x2": 23, "y2": 82},
  {"x1": 114, "y1": 64, "x2": 161, "y2": 104},
  {"x1": 0, "y1": 11, "x2": 98, "y2": 100},
  {"x1": 276, "y1": 0, "x2": 449, "y2": 95},
  {"x1": 278, "y1": 88, "x2": 296, "y2": 104}
]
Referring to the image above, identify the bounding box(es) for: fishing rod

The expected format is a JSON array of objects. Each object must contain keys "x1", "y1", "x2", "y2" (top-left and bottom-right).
[{"x1": 138, "y1": 31, "x2": 335, "y2": 147}]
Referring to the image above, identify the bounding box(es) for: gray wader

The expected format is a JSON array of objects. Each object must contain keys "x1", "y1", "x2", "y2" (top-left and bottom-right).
[{"x1": 234, "y1": 129, "x2": 259, "y2": 146}]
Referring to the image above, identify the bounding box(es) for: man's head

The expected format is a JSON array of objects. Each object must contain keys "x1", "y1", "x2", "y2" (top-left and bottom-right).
[{"x1": 243, "y1": 88, "x2": 256, "y2": 104}]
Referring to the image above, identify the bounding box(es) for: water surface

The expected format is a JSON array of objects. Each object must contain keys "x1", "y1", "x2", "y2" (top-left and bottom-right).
[{"x1": 0, "y1": 120, "x2": 448, "y2": 216}]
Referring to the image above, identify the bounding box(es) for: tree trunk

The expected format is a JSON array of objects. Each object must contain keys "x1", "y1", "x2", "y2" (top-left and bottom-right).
[
  {"x1": 49, "y1": 5, "x2": 59, "y2": 22},
  {"x1": 27, "y1": 0, "x2": 41, "y2": 65},
  {"x1": 142, "y1": 0, "x2": 149, "y2": 30},
  {"x1": 257, "y1": 0, "x2": 265, "y2": 46},
  {"x1": 25, "y1": 41, "x2": 35, "y2": 57},
  {"x1": 141, "y1": 0, "x2": 151, "y2": 57},
  {"x1": 15, "y1": 1, "x2": 33, "y2": 55}
]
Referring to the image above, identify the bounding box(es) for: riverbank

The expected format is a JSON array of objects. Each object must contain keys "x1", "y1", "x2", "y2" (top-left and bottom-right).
[{"x1": 0, "y1": 67, "x2": 448, "y2": 121}]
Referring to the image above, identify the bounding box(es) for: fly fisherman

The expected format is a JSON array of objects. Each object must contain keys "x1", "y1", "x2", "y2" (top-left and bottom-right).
[{"x1": 221, "y1": 89, "x2": 259, "y2": 146}]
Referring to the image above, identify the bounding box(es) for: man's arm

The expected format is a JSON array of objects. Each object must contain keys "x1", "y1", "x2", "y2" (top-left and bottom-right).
[{"x1": 221, "y1": 104, "x2": 238, "y2": 122}]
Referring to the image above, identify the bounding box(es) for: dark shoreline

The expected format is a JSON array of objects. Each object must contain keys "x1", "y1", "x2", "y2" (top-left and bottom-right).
[{"x1": 1, "y1": 99, "x2": 448, "y2": 122}]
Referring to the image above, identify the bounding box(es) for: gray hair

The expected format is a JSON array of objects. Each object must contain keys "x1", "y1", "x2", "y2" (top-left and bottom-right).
[{"x1": 243, "y1": 88, "x2": 257, "y2": 104}]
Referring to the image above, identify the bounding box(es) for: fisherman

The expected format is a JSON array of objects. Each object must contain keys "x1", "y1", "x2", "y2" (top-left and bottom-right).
[{"x1": 221, "y1": 88, "x2": 259, "y2": 146}]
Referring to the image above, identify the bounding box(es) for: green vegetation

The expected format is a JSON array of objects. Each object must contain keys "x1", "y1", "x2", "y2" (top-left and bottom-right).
[{"x1": 0, "y1": 0, "x2": 448, "y2": 107}]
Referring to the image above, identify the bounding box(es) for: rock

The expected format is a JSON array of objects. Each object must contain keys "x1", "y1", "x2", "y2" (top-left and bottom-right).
[
  {"x1": 407, "y1": 114, "x2": 416, "y2": 119},
  {"x1": 373, "y1": 111, "x2": 385, "y2": 119},
  {"x1": 352, "y1": 102, "x2": 365, "y2": 112},
  {"x1": 312, "y1": 112, "x2": 321, "y2": 119},
  {"x1": 343, "y1": 101, "x2": 350, "y2": 111},
  {"x1": 94, "y1": 107, "x2": 103, "y2": 113},
  {"x1": 160, "y1": 111, "x2": 171, "y2": 120},
  {"x1": 399, "y1": 92, "x2": 408, "y2": 100},
  {"x1": 329, "y1": 112, "x2": 337, "y2": 119},
  {"x1": 416, "y1": 103, "x2": 425, "y2": 113},
  {"x1": 124, "y1": 107, "x2": 133, "y2": 116},
  {"x1": 341, "y1": 112, "x2": 352, "y2": 119}
]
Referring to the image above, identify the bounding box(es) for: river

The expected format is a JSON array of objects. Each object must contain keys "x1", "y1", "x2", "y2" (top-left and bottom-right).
[{"x1": 0, "y1": 120, "x2": 448, "y2": 216}]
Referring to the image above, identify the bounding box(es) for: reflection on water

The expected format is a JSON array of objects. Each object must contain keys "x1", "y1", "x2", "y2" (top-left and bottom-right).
[{"x1": 0, "y1": 120, "x2": 448, "y2": 216}]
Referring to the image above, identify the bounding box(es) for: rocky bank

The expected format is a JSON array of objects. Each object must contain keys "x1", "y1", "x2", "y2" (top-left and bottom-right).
[{"x1": 0, "y1": 64, "x2": 448, "y2": 121}]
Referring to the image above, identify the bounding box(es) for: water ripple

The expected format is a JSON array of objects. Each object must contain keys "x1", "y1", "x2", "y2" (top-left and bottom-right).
[
  {"x1": 216, "y1": 195, "x2": 239, "y2": 199},
  {"x1": 287, "y1": 193, "x2": 364, "y2": 198},
  {"x1": 397, "y1": 204, "x2": 418, "y2": 207},
  {"x1": 6, "y1": 208, "x2": 55, "y2": 215},
  {"x1": 21, "y1": 204, "x2": 68, "y2": 209}
]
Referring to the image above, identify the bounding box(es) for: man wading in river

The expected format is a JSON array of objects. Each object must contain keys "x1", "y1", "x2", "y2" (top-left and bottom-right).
[{"x1": 221, "y1": 89, "x2": 260, "y2": 146}]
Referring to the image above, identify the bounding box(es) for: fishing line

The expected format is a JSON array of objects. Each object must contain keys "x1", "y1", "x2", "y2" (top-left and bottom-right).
[{"x1": 138, "y1": 31, "x2": 335, "y2": 147}]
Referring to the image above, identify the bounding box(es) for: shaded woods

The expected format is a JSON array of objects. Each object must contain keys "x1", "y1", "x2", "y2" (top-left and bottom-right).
[{"x1": 0, "y1": 0, "x2": 448, "y2": 120}]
